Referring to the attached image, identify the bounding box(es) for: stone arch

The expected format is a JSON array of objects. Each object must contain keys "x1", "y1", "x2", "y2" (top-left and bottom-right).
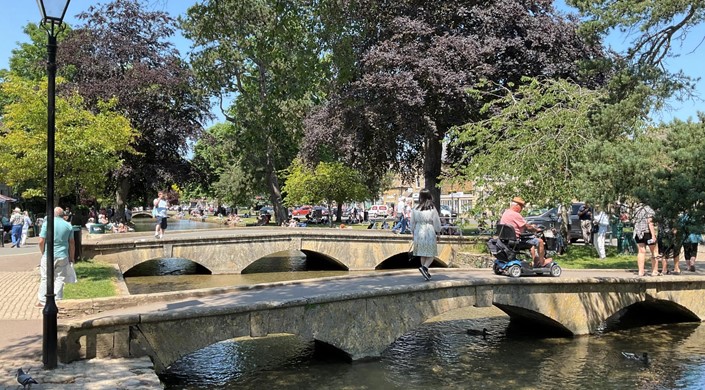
[
  {"x1": 602, "y1": 299, "x2": 701, "y2": 331},
  {"x1": 121, "y1": 257, "x2": 213, "y2": 276},
  {"x1": 494, "y1": 303, "x2": 573, "y2": 336},
  {"x1": 299, "y1": 250, "x2": 349, "y2": 271}
]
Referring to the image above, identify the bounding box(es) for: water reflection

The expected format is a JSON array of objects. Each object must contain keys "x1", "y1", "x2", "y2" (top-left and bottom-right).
[
  {"x1": 160, "y1": 309, "x2": 705, "y2": 389},
  {"x1": 130, "y1": 217, "x2": 224, "y2": 232}
]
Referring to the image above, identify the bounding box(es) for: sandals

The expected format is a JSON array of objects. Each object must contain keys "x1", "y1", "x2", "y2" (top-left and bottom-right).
[{"x1": 651, "y1": 271, "x2": 663, "y2": 277}]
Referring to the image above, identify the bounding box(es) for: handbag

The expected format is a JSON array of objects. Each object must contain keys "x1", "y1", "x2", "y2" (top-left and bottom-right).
[
  {"x1": 591, "y1": 221, "x2": 599, "y2": 233},
  {"x1": 65, "y1": 262, "x2": 78, "y2": 284}
]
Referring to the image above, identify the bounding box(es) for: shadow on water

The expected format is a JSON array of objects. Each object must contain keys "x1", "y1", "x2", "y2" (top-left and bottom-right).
[
  {"x1": 159, "y1": 306, "x2": 705, "y2": 389},
  {"x1": 123, "y1": 250, "x2": 357, "y2": 295}
]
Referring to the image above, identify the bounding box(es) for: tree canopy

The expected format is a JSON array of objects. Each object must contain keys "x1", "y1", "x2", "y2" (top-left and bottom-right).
[
  {"x1": 58, "y1": 0, "x2": 211, "y2": 211},
  {"x1": 303, "y1": 0, "x2": 602, "y2": 207},
  {"x1": 0, "y1": 76, "x2": 136, "y2": 200},
  {"x1": 181, "y1": 0, "x2": 329, "y2": 224}
]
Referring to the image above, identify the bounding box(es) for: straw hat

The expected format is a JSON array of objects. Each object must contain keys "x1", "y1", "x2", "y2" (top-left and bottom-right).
[{"x1": 511, "y1": 197, "x2": 526, "y2": 207}]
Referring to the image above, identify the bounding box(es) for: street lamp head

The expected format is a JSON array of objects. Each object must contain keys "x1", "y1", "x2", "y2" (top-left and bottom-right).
[{"x1": 36, "y1": 0, "x2": 71, "y2": 25}]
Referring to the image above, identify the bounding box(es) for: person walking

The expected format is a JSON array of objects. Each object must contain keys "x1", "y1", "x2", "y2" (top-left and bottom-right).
[
  {"x1": 633, "y1": 203, "x2": 659, "y2": 277},
  {"x1": 410, "y1": 189, "x2": 441, "y2": 281},
  {"x1": 36, "y1": 207, "x2": 75, "y2": 307},
  {"x1": 392, "y1": 197, "x2": 406, "y2": 233},
  {"x1": 152, "y1": 190, "x2": 169, "y2": 239},
  {"x1": 592, "y1": 205, "x2": 610, "y2": 259},
  {"x1": 20, "y1": 211, "x2": 32, "y2": 247},
  {"x1": 657, "y1": 219, "x2": 683, "y2": 275},
  {"x1": 577, "y1": 202, "x2": 593, "y2": 244},
  {"x1": 9, "y1": 207, "x2": 24, "y2": 248},
  {"x1": 682, "y1": 221, "x2": 702, "y2": 272}
]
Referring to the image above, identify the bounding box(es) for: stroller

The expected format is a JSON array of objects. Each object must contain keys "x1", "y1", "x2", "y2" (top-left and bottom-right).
[{"x1": 487, "y1": 224, "x2": 562, "y2": 278}]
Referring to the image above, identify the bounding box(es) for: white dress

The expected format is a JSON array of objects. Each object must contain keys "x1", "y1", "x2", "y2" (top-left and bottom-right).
[{"x1": 411, "y1": 208, "x2": 442, "y2": 257}]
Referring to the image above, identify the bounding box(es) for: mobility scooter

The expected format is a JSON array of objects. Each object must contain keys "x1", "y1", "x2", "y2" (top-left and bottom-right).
[{"x1": 487, "y1": 223, "x2": 562, "y2": 278}]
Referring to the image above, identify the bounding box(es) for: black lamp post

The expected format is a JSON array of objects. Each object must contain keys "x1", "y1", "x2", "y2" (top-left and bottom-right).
[{"x1": 36, "y1": 0, "x2": 71, "y2": 370}]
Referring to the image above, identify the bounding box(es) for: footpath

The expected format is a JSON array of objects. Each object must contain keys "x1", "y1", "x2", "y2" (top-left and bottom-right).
[{"x1": 0, "y1": 238, "x2": 161, "y2": 389}]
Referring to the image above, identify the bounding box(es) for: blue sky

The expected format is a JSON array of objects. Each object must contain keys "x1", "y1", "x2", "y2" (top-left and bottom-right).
[{"x1": 1, "y1": 0, "x2": 702, "y2": 124}]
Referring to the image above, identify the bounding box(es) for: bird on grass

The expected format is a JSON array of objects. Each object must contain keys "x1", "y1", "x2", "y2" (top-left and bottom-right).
[
  {"x1": 621, "y1": 352, "x2": 649, "y2": 364},
  {"x1": 16, "y1": 368, "x2": 38, "y2": 389}
]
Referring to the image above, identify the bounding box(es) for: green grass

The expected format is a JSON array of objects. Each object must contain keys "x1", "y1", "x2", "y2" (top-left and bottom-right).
[
  {"x1": 552, "y1": 244, "x2": 635, "y2": 270},
  {"x1": 63, "y1": 260, "x2": 120, "y2": 300}
]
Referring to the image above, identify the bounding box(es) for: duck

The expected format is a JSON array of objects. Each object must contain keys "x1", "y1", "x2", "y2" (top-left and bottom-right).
[{"x1": 621, "y1": 352, "x2": 649, "y2": 364}]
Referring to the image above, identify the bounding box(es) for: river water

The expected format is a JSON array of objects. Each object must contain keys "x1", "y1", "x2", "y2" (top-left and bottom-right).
[{"x1": 120, "y1": 223, "x2": 705, "y2": 389}]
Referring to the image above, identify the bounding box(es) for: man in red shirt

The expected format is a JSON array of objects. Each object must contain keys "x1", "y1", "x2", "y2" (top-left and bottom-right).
[{"x1": 499, "y1": 196, "x2": 552, "y2": 267}]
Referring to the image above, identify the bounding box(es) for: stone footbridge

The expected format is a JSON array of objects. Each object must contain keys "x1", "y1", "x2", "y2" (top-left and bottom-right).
[
  {"x1": 57, "y1": 270, "x2": 705, "y2": 373},
  {"x1": 80, "y1": 228, "x2": 472, "y2": 274}
]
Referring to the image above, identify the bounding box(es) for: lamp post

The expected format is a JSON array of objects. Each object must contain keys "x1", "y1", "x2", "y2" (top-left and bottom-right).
[{"x1": 36, "y1": 0, "x2": 71, "y2": 370}]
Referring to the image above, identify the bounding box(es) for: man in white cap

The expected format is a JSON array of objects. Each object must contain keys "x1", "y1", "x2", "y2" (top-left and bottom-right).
[
  {"x1": 392, "y1": 196, "x2": 406, "y2": 233},
  {"x1": 9, "y1": 207, "x2": 24, "y2": 248}
]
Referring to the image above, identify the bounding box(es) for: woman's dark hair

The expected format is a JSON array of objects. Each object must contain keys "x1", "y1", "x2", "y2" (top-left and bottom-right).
[{"x1": 417, "y1": 189, "x2": 436, "y2": 211}]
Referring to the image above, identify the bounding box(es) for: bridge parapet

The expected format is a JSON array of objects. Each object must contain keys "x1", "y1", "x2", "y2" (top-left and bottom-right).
[{"x1": 81, "y1": 229, "x2": 472, "y2": 274}]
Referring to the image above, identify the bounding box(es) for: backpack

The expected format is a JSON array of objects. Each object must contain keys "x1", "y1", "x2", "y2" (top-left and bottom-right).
[{"x1": 487, "y1": 238, "x2": 516, "y2": 262}]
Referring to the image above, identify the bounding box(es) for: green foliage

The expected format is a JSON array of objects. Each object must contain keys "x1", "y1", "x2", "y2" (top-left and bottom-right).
[
  {"x1": 449, "y1": 77, "x2": 606, "y2": 211},
  {"x1": 283, "y1": 159, "x2": 370, "y2": 209},
  {"x1": 182, "y1": 0, "x2": 330, "y2": 223},
  {"x1": 0, "y1": 75, "x2": 137, "y2": 200}
]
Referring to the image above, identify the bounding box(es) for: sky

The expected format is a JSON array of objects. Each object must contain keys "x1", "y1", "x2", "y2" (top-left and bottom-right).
[{"x1": 1, "y1": 0, "x2": 702, "y2": 124}]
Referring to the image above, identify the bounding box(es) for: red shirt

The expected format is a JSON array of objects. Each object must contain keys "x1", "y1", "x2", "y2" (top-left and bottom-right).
[{"x1": 499, "y1": 208, "x2": 526, "y2": 238}]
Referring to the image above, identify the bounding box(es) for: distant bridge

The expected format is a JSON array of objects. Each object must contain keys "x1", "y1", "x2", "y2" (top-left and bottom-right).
[
  {"x1": 57, "y1": 270, "x2": 705, "y2": 372},
  {"x1": 80, "y1": 229, "x2": 470, "y2": 274}
]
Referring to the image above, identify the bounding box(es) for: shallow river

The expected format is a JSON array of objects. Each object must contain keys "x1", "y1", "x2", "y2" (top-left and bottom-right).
[{"x1": 120, "y1": 223, "x2": 705, "y2": 389}]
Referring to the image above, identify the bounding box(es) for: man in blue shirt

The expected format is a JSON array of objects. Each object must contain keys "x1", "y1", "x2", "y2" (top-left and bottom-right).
[{"x1": 36, "y1": 207, "x2": 75, "y2": 306}]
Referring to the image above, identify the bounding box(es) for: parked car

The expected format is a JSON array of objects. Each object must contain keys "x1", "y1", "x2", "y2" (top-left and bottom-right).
[
  {"x1": 291, "y1": 205, "x2": 313, "y2": 218},
  {"x1": 259, "y1": 206, "x2": 275, "y2": 217},
  {"x1": 367, "y1": 204, "x2": 389, "y2": 219},
  {"x1": 524, "y1": 203, "x2": 585, "y2": 242},
  {"x1": 440, "y1": 205, "x2": 458, "y2": 219},
  {"x1": 525, "y1": 207, "x2": 562, "y2": 230}
]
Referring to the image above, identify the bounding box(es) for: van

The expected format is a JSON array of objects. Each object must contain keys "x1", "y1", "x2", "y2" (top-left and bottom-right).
[{"x1": 367, "y1": 205, "x2": 389, "y2": 219}]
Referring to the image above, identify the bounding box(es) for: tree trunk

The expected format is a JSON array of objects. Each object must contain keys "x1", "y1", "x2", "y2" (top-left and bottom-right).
[
  {"x1": 115, "y1": 179, "x2": 130, "y2": 223},
  {"x1": 265, "y1": 150, "x2": 286, "y2": 225},
  {"x1": 423, "y1": 134, "x2": 443, "y2": 211}
]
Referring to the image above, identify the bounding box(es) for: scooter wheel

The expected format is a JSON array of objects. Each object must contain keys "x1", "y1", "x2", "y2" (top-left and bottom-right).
[
  {"x1": 550, "y1": 264, "x2": 562, "y2": 277},
  {"x1": 493, "y1": 264, "x2": 503, "y2": 275},
  {"x1": 508, "y1": 264, "x2": 522, "y2": 278}
]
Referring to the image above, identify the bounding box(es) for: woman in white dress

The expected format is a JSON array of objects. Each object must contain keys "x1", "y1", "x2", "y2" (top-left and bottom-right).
[{"x1": 410, "y1": 189, "x2": 442, "y2": 280}]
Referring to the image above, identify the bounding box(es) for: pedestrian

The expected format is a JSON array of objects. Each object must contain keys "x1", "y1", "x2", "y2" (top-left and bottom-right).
[
  {"x1": 657, "y1": 219, "x2": 683, "y2": 275},
  {"x1": 682, "y1": 221, "x2": 702, "y2": 272},
  {"x1": 410, "y1": 189, "x2": 441, "y2": 281},
  {"x1": 9, "y1": 207, "x2": 23, "y2": 248},
  {"x1": 592, "y1": 205, "x2": 610, "y2": 259},
  {"x1": 577, "y1": 202, "x2": 593, "y2": 244},
  {"x1": 36, "y1": 207, "x2": 75, "y2": 307},
  {"x1": 152, "y1": 190, "x2": 169, "y2": 239},
  {"x1": 392, "y1": 197, "x2": 406, "y2": 233},
  {"x1": 20, "y1": 211, "x2": 33, "y2": 247},
  {"x1": 632, "y1": 203, "x2": 659, "y2": 277}
]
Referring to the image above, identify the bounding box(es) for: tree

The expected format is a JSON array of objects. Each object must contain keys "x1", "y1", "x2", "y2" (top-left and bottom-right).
[
  {"x1": 0, "y1": 75, "x2": 136, "y2": 201},
  {"x1": 283, "y1": 159, "x2": 370, "y2": 225},
  {"x1": 58, "y1": 0, "x2": 211, "y2": 216},
  {"x1": 190, "y1": 123, "x2": 257, "y2": 207},
  {"x1": 181, "y1": 0, "x2": 329, "y2": 225},
  {"x1": 303, "y1": 0, "x2": 601, "y2": 209},
  {"x1": 568, "y1": 0, "x2": 705, "y2": 67},
  {"x1": 448, "y1": 77, "x2": 608, "y2": 212}
]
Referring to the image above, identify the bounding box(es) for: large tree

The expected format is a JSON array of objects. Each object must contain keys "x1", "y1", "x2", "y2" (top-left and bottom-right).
[
  {"x1": 58, "y1": 0, "x2": 211, "y2": 215},
  {"x1": 181, "y1": 0, "x2": 329, "y2": 225},
  {"x1": 0, "y1": 76, "x2": 136, "y2": 201},
  {"x1": 303, "y1": 0, "x2": 601, "y2": 207}
]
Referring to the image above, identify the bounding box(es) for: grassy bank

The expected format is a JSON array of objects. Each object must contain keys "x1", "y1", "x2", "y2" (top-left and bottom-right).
[{"x1": 63, "y1": 260, "x2": 120, "y2": 300}]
